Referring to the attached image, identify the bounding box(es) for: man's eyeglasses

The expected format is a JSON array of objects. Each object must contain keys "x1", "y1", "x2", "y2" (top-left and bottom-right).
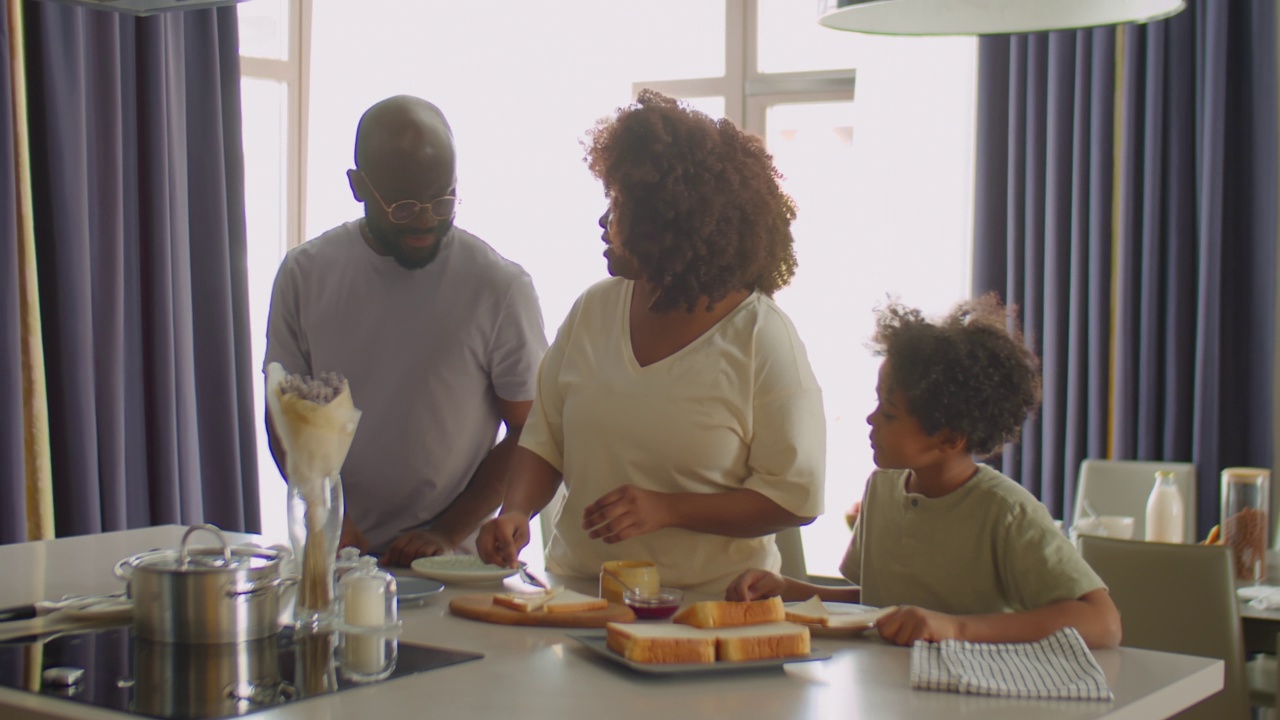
[{"x1": 358, "y1": 170, "x2": 459, "y2": 223}]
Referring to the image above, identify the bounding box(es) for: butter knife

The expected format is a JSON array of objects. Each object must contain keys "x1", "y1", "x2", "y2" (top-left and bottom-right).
[{"x1": 517, "y1": 564, "x2": 549, "y2": 591}]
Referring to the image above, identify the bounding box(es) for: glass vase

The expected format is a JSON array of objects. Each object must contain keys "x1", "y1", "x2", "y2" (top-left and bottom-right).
[
  {"x1": 287, "y1": 474, "x2": 344, "y2": 627},
  {"x1": 293, "y1": 629, "x2": 338, "y2": 698}
]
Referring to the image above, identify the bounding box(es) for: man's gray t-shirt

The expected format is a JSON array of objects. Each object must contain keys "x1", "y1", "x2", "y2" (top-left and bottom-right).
[{"x1": 264, "y1": 220, "x2": 547, "y2": 551}]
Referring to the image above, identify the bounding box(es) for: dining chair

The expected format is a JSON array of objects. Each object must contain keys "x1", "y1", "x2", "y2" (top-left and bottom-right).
[
  {"x1": 1073, "y1": 459, "x2": 1198, "y2": 541},
  {"x1": 1078, "y1": 535, "x2": 1246, "y2": 719}
]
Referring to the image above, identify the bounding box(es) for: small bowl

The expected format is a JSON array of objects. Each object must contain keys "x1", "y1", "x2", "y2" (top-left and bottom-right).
[
  {"x1": 623, "y1": 587, "x2": 683, "y2": 620},
  {"x1": 1072, "y1": 515, "x2": 1136, "y2": 541}
]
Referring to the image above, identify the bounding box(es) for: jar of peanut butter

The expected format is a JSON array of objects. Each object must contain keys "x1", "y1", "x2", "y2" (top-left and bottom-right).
[{"x1": 599, "y1": 560, "x2": 660, "y2": 604}]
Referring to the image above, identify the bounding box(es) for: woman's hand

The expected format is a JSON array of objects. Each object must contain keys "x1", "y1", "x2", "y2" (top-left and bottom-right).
[
  {"x1": 476, "y1": 513, "x2": 531, "y2": 568},
  {"x1": 875, "y1": 606, "x2": 962, "y2": 646},
  {"x1": 582, "y1": 485, "x2": 673, "y2": 543},
  {"x1": 724, "y1": 569, "x2": 785, "y2": 601}
]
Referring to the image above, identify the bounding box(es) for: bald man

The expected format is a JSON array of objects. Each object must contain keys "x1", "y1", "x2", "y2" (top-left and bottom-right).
[{"x1": 264, "y1": 96, "x2": 547, "y2": 566}]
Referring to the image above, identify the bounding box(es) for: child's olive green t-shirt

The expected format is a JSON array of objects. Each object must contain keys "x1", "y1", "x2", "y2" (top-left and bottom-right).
[{"x1": 840, "y1": 464, "x2": 1104, "y2": 614}]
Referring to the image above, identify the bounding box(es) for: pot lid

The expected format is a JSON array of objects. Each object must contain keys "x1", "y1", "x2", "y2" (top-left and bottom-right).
[{"x1": 123, "y1": 525, "x2": 284, "y2": 573}]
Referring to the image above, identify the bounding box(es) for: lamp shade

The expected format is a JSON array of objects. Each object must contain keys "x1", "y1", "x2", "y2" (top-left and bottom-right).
[{"x1": 818, "y1": 0, "x2": 1186, "y2": 36}]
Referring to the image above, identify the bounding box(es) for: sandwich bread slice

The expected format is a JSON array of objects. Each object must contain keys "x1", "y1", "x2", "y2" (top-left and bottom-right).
[
  {"x1": 673, "y1": 596, "x2": 785, "y2": 628},
  {"x1": 603, "y1": 621, "x2": 811, "y2": 664},
  {"x1": 825, "y1": 605, "x2": 896, "y2": 630},
  {"x1": 605, "y1": 622, "x2": 717, "y2": 664},
  {"x1": 784, "y1": 595, "x2": 828, "y2": 625},
  {"x1": 544, "y1": 589, "x2": 609, "y2": 614},
  {"x1": 493, "y1": 588, "x2": 564, "y2": 613},
  {"x1": 714, "y1": 622, "x2": 811, "y2": 662}
]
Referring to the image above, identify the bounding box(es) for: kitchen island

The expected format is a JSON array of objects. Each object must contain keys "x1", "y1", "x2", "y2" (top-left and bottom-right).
[{"x1": 0, "y1": 526, "x2": 1223, "y2": 720}]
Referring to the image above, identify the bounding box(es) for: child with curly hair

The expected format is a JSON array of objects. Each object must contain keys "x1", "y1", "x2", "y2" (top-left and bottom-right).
[{"x1": 726, "y1": 294, "x2": 1121, "y2": 648}]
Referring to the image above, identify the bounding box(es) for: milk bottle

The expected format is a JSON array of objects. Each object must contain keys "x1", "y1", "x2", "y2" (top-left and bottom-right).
[{"x1": 1145, "y1": 470, "x2": 1185, "y2": 543}]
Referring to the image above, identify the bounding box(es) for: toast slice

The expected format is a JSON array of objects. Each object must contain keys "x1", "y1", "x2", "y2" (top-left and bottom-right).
[
  {"x1": 825, "y1": 605, "x2": 896, "y2": 630},
  {"x1": 493, "y1": 588, "x2": 564, "y2": 613},
  {"x1": 603, "y1": 620, "x2": 811, "y2": 664},
  {"x1": 715, "y1": 622, "x2": 811, "y2": 662},
  {"x1": 543, "y1": 589, "x2": 609, "y2": 614},
  {"x1": 605, "y1": 622, "x2": 717, "y2": 664},
  {"x1": 784, "y1": 595, "x2": 829, "y2": 625},
  {"x1": 673, "y1": 596, "x2": 785, "y2": 629}
]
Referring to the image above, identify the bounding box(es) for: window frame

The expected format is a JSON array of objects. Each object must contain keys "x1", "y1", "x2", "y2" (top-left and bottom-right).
[
  {"x1": 631, "y1": 0, "x2": 856, "y2": 134},
  {"x1": 239, "y1": 0, "x2": 311, "y2": 253}
]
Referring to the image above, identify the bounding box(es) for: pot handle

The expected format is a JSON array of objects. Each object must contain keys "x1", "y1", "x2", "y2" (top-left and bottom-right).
[
  {"x1": 227, "y1": 575, "x2": 298, "y2": 598},
  {"x1": 180, "y1": 524, "x2": 233, "y2": 568},
  {"x1": 112, "y1": 558, "x2": 134, "y2": 582}
]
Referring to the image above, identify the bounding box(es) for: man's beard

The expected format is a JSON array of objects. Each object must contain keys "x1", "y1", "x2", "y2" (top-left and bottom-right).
[{"x1": 366, "y1": 216, "x2": 453, "y2": 270}]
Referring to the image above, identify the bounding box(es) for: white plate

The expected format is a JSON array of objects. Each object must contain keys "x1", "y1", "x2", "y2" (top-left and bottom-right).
[
  {"x1": 392, "y1": 575, "x2": 446, "y2": 604},
  {"x1": 410, "y1": 556, "x2": 520, "y2": 584},
  {"x1": 567, "y1": 631, "x2": 831, "y2": 675},
  {"x1": 784, "y1": 601, "x2": 886, "y2": 638},
  {"x1": 1237, "y1": 585, "x2": 1280, "y2": 601}
]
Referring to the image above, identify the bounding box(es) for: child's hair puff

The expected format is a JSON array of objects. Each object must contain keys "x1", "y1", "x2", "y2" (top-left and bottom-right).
[{"x1": 871, "y1": 292, "x2": 1041, "y2": 456}]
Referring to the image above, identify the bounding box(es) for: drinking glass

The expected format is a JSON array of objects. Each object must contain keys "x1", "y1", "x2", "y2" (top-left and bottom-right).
[{"x1": 1221, "y1": 467, "x2": 1270, "y2": 584}]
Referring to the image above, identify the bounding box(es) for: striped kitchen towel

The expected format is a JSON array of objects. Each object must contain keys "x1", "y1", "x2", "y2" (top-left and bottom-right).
[{"x1": 910, "y1": 627, "x2": 1113, "y2": 700}]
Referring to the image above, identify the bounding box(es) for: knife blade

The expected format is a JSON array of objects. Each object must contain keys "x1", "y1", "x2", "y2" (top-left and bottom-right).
[
  {"x1": 517, "y1": 564, "x2": 549, "y2": 591},
  {"x1": 0, "y1": 592, "x2": 128, "y2": 623},
  {"x1": 0, "y1": 604, "x2": 37, "y2": 623}
]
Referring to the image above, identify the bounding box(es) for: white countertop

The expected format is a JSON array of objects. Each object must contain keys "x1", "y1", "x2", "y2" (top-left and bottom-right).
[{"x1": 0, "y1": 526, "x2": 1224, "y2": 720}]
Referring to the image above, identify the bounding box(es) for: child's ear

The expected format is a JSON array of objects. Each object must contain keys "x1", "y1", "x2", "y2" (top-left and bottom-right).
[{"x1": 938, "y1": 430, "x2": 969, "y2": 453}]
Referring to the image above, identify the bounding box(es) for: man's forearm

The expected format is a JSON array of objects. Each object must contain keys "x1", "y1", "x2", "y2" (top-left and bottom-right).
[
  {"x1": 265, "y1": 406, "x2": 288, "y2": 481},
  {"x1": 429, "y1": 429, "x2": 522, "y2": 546}
]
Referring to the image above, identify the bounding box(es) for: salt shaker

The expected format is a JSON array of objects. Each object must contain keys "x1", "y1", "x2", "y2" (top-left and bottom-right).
[
  {"x1": 334, "y1": 547, "x2": 362, "y2": 584},
  {"x1": 338, "y1": 557, "x2": 399, "y2": 682},
  {"x1": 1221, "y1": 467, "x2": 1270, "y2": 585}
]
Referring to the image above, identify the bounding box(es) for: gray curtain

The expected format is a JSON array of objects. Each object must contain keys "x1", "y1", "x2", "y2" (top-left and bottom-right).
[
  {"x1": 0, "y1": 7, "x2": 25, "y2": 544},
  {"x1": 23, "y1": 3, "x2": 259, "y2": 536},
  {"x1": 973, "y1": 1, "x2": 1277, "y2": 536},
  {"x1": 1113, "y1": 0, "x2": 1276, "y2": 535},
  {"x1": 972, "y1": 28, "x2": 1117, "y2": 520}
]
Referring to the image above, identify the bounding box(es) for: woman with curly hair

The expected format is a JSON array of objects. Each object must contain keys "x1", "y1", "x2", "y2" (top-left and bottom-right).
[
  {"x1": 726, "y1": 294, "x2": 1122, "y2": 649},
  {"x1": 477, "y1": 90, "x2": 825, "y2": 593}
]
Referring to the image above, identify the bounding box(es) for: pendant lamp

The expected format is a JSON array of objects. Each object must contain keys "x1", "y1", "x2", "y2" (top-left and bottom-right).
[
  {"x1": 818, "y1": 0, "x2": 1186, "y2": 36},
  {"x1": 31, "y1": 0, "x2": 249, "y2": 16}
]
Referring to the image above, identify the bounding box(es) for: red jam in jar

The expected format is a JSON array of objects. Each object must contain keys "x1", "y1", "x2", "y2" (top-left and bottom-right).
[{"x1": 626, "y1": 594, "x2": 681, "y2": 620}]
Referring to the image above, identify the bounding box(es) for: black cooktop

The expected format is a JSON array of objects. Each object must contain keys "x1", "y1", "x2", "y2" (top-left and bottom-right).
[{"x1": 0, "y1": 625, "x2": 483, "y2": 719}]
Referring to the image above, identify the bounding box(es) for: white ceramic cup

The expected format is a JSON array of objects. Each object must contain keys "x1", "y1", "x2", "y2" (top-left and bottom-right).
[{"x1": 1072, "y1": 515, "x2": 1136, "y2": 541}]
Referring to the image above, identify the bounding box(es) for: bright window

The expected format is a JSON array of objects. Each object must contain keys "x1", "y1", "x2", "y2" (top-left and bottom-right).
[
  {"x1": 239, "y1": 0, "x2": 305, "y2": 545},
  {"x1": 245, "y1": 0, "x2": 977, "y2": 575}
]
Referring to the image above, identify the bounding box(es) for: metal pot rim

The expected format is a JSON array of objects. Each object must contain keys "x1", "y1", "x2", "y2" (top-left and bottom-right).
[{"x1": 117, "y1": 525, "x2": 286, "y2": 576}]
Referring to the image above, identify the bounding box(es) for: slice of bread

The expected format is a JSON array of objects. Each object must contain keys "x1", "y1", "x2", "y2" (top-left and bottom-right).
[
  {"x1": 784, "y1": 595, "x2": 829, "y2": 626},
  {"x1": 825, "y1": 605, "x2": 896, "y2": 630},
  {"x1": 605, "y1": 622, "x2": 716, "y2": 664},
  {"x1": 714, "y1": 622, "x2": 811, "y2": 662},
  {"x1": 673, "y1": 596, "x2": 785, "y2": 629},
  {"x1": 543, "y1": 589, "x2": 609, "y2": 614},
  {"x1": 493, "y1": 588, "x2": 563, "y2": 613},
  {"x1": 603, "y1": 621, "x2": 811, "y2": 664}
]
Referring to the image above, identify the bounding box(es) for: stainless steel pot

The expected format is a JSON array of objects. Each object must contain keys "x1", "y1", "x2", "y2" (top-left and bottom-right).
[
  {"x1": 131, "y1": 633, "x2": 289, "y2": 719},
  {"x1": 115, "y1": 524, "x2": 291, "y2": 643}
]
